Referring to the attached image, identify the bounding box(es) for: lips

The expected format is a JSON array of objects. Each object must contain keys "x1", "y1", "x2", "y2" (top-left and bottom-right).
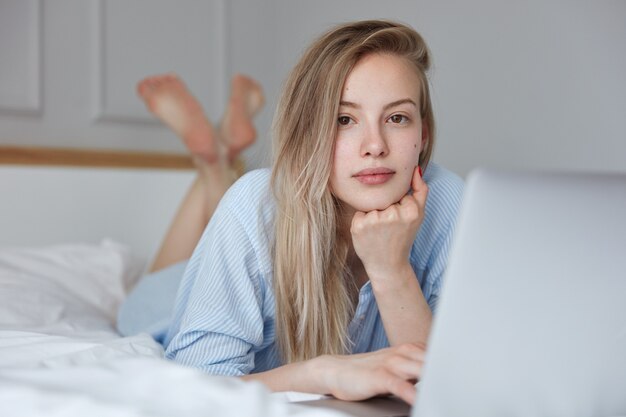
[{"x1": 353, "y1": 167, "x2": 395, "y2": 185}]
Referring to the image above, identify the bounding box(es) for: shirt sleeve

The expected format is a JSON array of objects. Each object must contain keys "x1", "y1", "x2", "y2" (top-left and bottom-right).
[
  {"x1": 164, "y1": 201, "x2": 266, "y2": 376},
  {"x1": 413, "y1": 166, "x2": 464, "y2": 314},
  {"x1": 423, "y1": 223, "x2": 455, "y2": 313}
]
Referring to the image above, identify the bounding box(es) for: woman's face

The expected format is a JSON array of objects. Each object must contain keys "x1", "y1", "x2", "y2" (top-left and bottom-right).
[{"x1": 330, "y1": 53, "x2": 426, "y2": 214}]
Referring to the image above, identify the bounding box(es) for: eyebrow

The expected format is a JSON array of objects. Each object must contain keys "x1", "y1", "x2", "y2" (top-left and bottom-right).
[{"x1": 339, "y1": 98, "x2": 417, "y2": 111}]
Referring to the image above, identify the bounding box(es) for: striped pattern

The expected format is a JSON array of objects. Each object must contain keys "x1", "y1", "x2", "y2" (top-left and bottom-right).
[{"x1": 162, "y1": 162, "x2": 464, "y2": 375}]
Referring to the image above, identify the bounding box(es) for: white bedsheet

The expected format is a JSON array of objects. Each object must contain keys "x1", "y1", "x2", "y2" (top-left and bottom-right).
[
  {"x1": 0, "y1": 330, "x2": 341, "y2": 417},
  {"x1": 0, "y1": 241, "x2": 344, "y2": 417}
]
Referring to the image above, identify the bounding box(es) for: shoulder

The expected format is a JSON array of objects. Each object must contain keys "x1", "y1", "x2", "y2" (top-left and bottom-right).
[
  {"x1": 219, "y1": 168, "x2": 274, "y2": 221},
  {"x1": 412, "y1": 162, "x2": 464, "y2": 256},
  {"x1": 423, "y1": 162, "x2": 464, "y2": 211},
  {"x1": 215, "y1": 168, "x2": 275, "y2": 273},
  {"x1": 409, "y1": 163, "x2": 464, "y2": 294},
  {"x1": 421, "y1": 162, "x2": 464, "y2": 225},
  {"x1": 222, "y1": 168, "x2": 272, "y2": 205}
]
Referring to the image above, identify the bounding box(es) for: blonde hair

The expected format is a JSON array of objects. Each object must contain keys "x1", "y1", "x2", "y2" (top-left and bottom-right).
[{"x1": 271, "y1": 20, "x2": 435, "y2": 363}]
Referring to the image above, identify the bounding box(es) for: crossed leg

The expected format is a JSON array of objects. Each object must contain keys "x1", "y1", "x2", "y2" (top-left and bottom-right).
[{"x1": 137, "y1": 73, "x2": 264, "y2": 272}]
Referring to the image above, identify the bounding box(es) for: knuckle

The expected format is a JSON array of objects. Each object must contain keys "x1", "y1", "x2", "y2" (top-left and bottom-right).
[
  {"x1": 382, "y1": 210, "x2": 398, "y2": 223},
  {"x1": 385, "y1": 355, "x2": 398, "y2": 369},
  {"x1": 400, "y1": 342, "x2": 414, "y2": 350},
  {"x1": 397, "y1": 342, "x2": 421, "y2": 356},
  {"x1": 406, "y1": 203, "x2": 419, "y2": 218}
]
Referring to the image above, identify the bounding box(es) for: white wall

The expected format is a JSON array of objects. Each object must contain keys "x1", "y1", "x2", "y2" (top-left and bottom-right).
[
  {"x1": 1, "y1": 0, "x2": 625, "y2": 177},
  {"x1": 235, "y1": 0, "x2": 626, "y2": 176},
  {"x1": 0, "y1": 0, "x2": 228, "y2": 154}
]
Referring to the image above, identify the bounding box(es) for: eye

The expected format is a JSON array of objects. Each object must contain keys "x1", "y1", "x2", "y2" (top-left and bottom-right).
[
  {"x1": 337, "y1": 115, "x2": 353, "y2": 126},
  {"x1": 388, "y1": 114, "x2": 409, "y2": 124}
]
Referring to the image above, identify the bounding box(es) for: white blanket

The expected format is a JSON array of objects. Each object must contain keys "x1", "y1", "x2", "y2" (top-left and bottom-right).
[
  {"x1": 0, "y1": 332, "x2": 341, "y2": 416},
  {"x1": 0, "y1": 241, "x2": 342, "y2": 417}
]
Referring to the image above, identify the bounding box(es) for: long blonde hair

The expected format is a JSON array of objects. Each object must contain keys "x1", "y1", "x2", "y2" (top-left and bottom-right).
[{"x1": 271, "y1": 20, "x2": 435, "y2": 363}]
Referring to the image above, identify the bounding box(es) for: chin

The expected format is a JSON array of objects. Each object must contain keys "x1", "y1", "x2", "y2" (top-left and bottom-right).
[
  {"x1": 333, "y1": 182, "x2": 411, "y2": 213},
  {"x1": 348, "y1": 193, "x2": 405, "y2": 213}
]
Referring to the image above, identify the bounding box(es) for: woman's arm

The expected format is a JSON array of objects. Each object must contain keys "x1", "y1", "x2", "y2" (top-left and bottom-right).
[
  {"x1": 241, "y1": 343, "x2": 425, "y2": 405},
  {"x1": 368, "y1": 264, "x2": 432, "y2": 346},
  {"x1": 351, "y1": 166, "x2": 432, "y2": 346},
  {"x1": 164, "y1": 171, "x2": 274, "y2": 376}
]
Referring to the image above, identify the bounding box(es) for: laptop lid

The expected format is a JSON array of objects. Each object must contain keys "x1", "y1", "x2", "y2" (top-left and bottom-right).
[{"x1": 413, "y1": 169, "x2": 626, "y2": 417}]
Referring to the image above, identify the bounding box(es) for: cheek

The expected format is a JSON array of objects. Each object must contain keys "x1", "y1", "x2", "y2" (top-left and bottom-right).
[
  {"x1": 329, "y1": 143, "x2": 347, "y2": 193},
  {"x1": 401, "y1": 136, "x2": 422, "y2": 162},
  {"x1": 397, "y1": 138, "x2": 421, "y2": 184},
  {"x1": 398, "y1": 124, "x2": 423, "y2": 153},
  {"x1": 331, "y1": 139, "x2": 354, "y2": 172}
]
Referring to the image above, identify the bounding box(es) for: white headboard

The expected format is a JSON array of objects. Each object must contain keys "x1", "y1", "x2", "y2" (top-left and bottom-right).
[{"x1": 1, "y1": 165, "x2": 195, "y2": 267}]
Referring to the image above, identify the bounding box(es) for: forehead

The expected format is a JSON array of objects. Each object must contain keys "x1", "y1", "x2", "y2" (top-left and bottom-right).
[{"x1": 341, "y1": 53, "x2": 421, "y2": 103}]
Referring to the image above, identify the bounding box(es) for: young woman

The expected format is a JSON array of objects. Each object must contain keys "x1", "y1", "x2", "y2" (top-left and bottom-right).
[{"x1": 120, "y1": 20, "x2": 463, "y2": 405}]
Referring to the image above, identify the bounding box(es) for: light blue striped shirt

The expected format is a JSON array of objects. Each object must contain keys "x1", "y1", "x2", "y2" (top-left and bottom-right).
[{"x1": 163, "y1": 163, "x2": 463, "y2": 376}]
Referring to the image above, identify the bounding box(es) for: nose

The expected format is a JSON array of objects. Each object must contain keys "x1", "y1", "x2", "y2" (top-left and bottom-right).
[{"x1": 360, "y1": 124, "x2": 389, "y2": 157}]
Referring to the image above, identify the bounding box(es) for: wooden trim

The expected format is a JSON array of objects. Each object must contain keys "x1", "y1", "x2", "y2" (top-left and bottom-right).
[{"x1": 0, "y1": 145, "x2": 195, "y2": 170}]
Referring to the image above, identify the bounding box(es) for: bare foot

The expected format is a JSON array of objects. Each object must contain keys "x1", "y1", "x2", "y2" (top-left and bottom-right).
[
  {"x1": 137, "y1": 73, "x2": 219, "y2": 162},
  {"x1": 219, "y1": 74, "x2": 265, "y2": 161}
]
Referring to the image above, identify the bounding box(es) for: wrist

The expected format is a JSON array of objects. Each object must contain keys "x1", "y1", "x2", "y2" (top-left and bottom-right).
[
  {"x1": 307, "y1": 354, "x2": 338, "y2": 396},
  {"x1": 369, "y1": 263, "x2": 415, "y2": 293}
]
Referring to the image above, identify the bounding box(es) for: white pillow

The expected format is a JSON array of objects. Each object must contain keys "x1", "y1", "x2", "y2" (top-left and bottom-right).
[{"x1": 0, "y1": 240, "x2": 144, "y2": 333}]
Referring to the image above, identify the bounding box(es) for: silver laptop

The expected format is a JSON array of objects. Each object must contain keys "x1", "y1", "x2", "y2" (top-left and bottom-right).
[{"x1": 299, "y1": 168, "x2": 626, "y2": 417}]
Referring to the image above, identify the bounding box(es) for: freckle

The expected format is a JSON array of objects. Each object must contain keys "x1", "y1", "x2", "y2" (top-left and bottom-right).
[{"x1": 414, "y1": 144, "x2": 417, "y2": 148}]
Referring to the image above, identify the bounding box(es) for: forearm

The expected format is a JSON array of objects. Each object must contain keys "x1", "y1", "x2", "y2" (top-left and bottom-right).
[
  {"x1": 240, "y1": 356, "x2": 331, "y2": 394},
  {"x1": 241, "y1": 348, "x2": 425, "y2": 404},
  {"x1": 371, "y1": 264, "x2": 432, "y2": 346}
]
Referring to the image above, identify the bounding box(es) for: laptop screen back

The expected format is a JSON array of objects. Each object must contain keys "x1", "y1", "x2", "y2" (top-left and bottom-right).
[{"x1": 414, "y1": 169, "x2": 626, "y2": 417}]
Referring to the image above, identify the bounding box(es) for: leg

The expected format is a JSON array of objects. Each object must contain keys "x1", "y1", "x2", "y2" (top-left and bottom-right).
[
  {"x1": 148, "y1": 161, "x2": 235, "y2": 273},
  {"x1": 137, "y1": 73, "x2": 219, "y2": 163},
  {"x1": 137, "y1": 73, "x2": 263, "y2": 273},
  {"x1": 219, "y1": 74, "x2": 265, "y2": 162}
]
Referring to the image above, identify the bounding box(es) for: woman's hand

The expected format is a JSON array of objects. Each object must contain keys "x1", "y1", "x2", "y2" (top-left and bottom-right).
[
  {"x1": 351, "y1": 166, "x2": 428, "y2": 285},
  {"x1": 242, "y1": 343, "x2": 425, "y2": 404},
  {"x1": 315, "y1": 343, "x2": 425, "y2": 405},
  {"x1": 350, "y1": 166, "x2": 433, "y2": 346}
]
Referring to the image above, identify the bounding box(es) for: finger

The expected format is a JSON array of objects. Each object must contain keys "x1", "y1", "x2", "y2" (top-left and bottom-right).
[
  {"x1": 386, "y1": 355, "x2": 423, "y2": 381},
  {"x1": 410, "y1": 165, "x2": 428, "y2": 207},
  {"x1": 398, "y1": 194, "x2": 419, "y2": 215},
  {"x1": 350, "y1": 211, "x2": 365, "y2": 230},
  {"x1": 381, "y1": 373, "x2": 418, "y2": 405},
  {"x1": 410, "y1": 165, "x2": 426, "y2": 193}
]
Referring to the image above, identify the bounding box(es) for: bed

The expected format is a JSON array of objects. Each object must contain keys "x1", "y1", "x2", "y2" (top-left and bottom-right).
[{"x1": 0, "y1": 146, "x2": 342, "y2": 416}]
